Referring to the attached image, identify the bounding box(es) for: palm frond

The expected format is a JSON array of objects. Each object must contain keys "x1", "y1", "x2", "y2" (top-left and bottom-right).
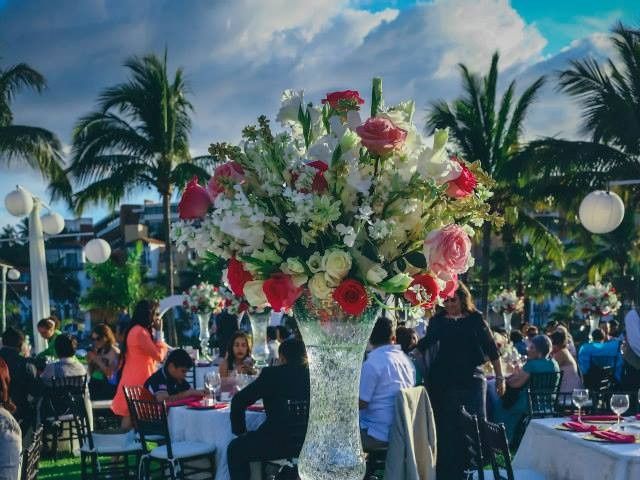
[
  {"x1": 0, "y1": 63, "x2": 46, "y2": 102},
  {"x1": 501, "y1": 76, "x2": 545, "y2": 154},
  {"x1": 0, "y1": 124, "x2": 65, "y2": 176},
  {"x1": 516, "y1": 212, "x2": 565, "y2": 268}
]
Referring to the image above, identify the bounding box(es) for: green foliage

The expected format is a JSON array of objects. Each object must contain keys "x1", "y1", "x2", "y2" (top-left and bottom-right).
[{"x1": 81, "y1": 241, "x2": 166, "y2": 315}]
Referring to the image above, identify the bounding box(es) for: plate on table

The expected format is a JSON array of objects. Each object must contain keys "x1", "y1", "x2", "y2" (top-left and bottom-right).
[
  {"x1": 554, "y1": 424, "x2": 606, "y2": 432},
  {"x1": 582, "y1": 433, "x2": 640, "y2": 443}
]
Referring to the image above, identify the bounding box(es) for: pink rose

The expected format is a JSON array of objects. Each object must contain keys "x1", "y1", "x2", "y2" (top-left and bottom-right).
[
  {"x1": 356, "y1": 117, "x2": 407, "y2": 156},
  {"x1": 424, "y1": 224, "x2": 472, "y2": 279},
  {"x1": 178, "y1": 176, "x2": 212, "y2": 220},
  {"x1": 207, "y1": 161, "x2": 245, "y2": 200},
  {"x1": 446, "y1": 157, "x2": 477, "y2": 198}
]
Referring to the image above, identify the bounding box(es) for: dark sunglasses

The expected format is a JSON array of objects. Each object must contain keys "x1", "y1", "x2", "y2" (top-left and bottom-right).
[
  {"x1": 91, "y1": 336, "x2": 102, "y2": 341},
  {"x1": 443, "y1": 297, "x2": 459, "y2": 303}
]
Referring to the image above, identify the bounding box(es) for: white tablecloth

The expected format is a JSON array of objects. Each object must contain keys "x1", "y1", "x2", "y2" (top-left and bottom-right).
[
  {"x1": 168, "y1": 405, "x2": 266, "y2": 480},
  {"x1": 513, "y1": 418, "x2": 640, "y2": 480}
]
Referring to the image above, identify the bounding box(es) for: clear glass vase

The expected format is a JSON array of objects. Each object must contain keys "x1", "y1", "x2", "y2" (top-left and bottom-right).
[
  {"x1": 293, "y1": 290, "x2": 382, "y2": 480},
  {"x1": 502, "y1": 311, "x2": 513, "y2": 335},
  {"x1": 588, "y1": 314, "x2": 600, "y2": 337},
  {"x1": 197, "y1": 313, "x2": 210, "y2": 360},
  {"x1": 248, "y1": 310, "x2": 270, "y2": 365}
]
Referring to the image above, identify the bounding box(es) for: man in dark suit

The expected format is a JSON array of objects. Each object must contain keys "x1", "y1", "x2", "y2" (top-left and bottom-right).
[
  {"x1": 0, "y1": 327, "x2": 44, "y2": 438},
  {"x1": 227, "y1": 338, "x2": 310, "y2": 480}
]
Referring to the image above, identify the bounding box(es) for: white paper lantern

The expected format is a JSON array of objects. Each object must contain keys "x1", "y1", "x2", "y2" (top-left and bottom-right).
[
  {"x1": 4, "y1": 189, "x2": 33, "y2": 217},
  {"x1": 84, "y1": 239, "x2": 111, "y2": 264},
  {"x1": 41, "y1": 212, "x2": 65, "y2": 235},
  {"x1": 579, "y1": 190, "x2": 625, "y2": 234},
  {"x1": 7, "y1": 268, "x2": 20, "y2": 281}
]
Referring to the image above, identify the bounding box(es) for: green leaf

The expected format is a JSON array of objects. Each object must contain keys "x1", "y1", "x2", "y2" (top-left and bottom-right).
[
  {"x1": 371, "y1": 77, "x2": 383, "y2": 118},
  {"x1": 404, "y1": 251, "x2": 427, "y2": 269},
  {"x1": 397, "y1": 258, "x2": 407, "y2": 272},
  {"x1": 379, "y1": 273, "x2": 412, "y2": 293}
]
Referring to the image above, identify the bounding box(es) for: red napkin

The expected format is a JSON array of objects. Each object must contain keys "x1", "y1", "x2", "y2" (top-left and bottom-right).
[
  {"x1": 570, "y1": 414, "x2": 618, "y2": 422},
  {"x1": 561, "y1": 421, "x2": 598, "y2": 433},
  {"x1": 591, "y1": 430, "x2": 636, "y2": 443},
  {"x1": 247, "y1": 404, "x2": 265, "y2": 412},
  {"x1": 636, "y1": 414, "x2": 640, "y2": 420},
  {"x1": 166, "y1": 395, "x2": 205, "y2": 408},
  {"x1": 186, "y1": 401, "x2": 228, "y2": 410}
]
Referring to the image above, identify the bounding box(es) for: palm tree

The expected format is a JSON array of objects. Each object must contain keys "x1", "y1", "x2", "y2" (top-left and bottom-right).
[
  {"x1": 60, "y1": 51, "x2": 213, "y2": 294},
  {"x1": 427, "y1": 52, "x2": 562, "y2": 316},
  {"x1": 0, "y1": 58, "x2": 66, "y2": 185}
]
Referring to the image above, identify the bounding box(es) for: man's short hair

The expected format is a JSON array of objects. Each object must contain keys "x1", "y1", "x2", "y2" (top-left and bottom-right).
[
  {"x1": 278, "y1": 339, "x2": 307, "y2": 366},
  {"x1": 369, "y1": 316, "x2": 395, "y2": 346},
  {"x1": 1, "y1": 327, "x2": 24, "y2": 349},
  {"x1": 266, "y1": 326, "x2": 278, "y2": 341},
  {"x1": 592, "y1": 329, "x2": 605, "y2": 342},
  {"x1": 54, "y1": 333, "x2": 76, "y2": 358},
  {"x1": 166, "y1": 348, "x2": 194, "y2": 369},
  {"x1": 37, "y1": 318, "x2": 55, "y2": 330}
]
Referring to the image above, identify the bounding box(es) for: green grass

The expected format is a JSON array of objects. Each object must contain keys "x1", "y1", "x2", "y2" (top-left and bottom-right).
[{"x1": 39, "y1": 455, "x2": 81, "y2": 480}]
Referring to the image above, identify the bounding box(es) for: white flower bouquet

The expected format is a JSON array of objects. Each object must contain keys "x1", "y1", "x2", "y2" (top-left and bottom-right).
[
  {"x1": 491, "y1": 289, "x2": 524, "y2": 315},
  {"x1": 183, "y1": 282, "x2": 225, "y2": 315},
  {"x1": 572, "y1": 282, "x2": 621, "y2": 317}
]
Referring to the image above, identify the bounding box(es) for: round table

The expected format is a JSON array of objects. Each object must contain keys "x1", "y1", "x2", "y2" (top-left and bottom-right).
[{"x1": 168, "y1": 404, "x2": 266, "y2": 480}]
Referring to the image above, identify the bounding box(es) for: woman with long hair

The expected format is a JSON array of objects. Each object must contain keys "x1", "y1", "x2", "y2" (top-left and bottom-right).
[
  {"x1": 87, "y1": 323, "x2": 120, "y2": 400},
  {"x1": 0, "y1": 357, "x2": 22, "y2": 479},
  {"x1": 110, "y1": 300, "x2": 168, "y2": 429},
  {"x1": 219, "y1": 331, "x2": 255, "y2": 378},
  {"x1": 417, "y1": 281, "x2": 505, "y2": 480}
]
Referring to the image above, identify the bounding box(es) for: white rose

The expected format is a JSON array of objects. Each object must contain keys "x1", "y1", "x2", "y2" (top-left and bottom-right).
[
  {"x1": 291, "y1": 274, "x2": 308, "y2": 288},
  {"x1": 308, "y1": 273, "x2": 332, "y2": 300},
  {"x1": 243, "y1": 280, "x2": 267, "y2": 307},
  {"x1": 281, "y1": 257, "x2": 305, "y2": 275},
  {"x1": 307, "y1": 252, "x2": 323, "y2": 273},
  {"x1": 366, "y1": 264, "x2": 388, "y2": 284},
  {"x1": 322, "y1": 250, "x2": 352, "y2": 282},
  {"x1": 324, "y1": 272, "x2": 341, "y2": 288}
]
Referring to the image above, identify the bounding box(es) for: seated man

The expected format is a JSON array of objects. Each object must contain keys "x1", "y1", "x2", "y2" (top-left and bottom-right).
[
  {"x1": 227, "y1": 339, "x2": 310, "y2": 480},
  {"x1": 359, "y1": 317, "x2": 415, "y2": 449},
  {"x1": 144, "y1": 348, "x2": 204, "y2": 402},
  {"x1": 578, "y1": 328, "x2": 623, "y2": 383},
  {"x1": 41, "y1": 333, "x2": 87, "y2": 382}
]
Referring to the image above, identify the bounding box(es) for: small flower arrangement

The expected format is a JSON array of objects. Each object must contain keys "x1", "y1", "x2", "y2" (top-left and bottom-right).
[
  {"x1": 490, "y1": 289, "x2": 524, "y2": 315},
  {"x1": 183, "y1": 282, "x2": 225, "y2": 315},
  {"x1": 572, "y1": 282, "x2": 621, "y2": 317},
  {"x1": 173, "y1": 79, "x2": 494, "y2": 316}
]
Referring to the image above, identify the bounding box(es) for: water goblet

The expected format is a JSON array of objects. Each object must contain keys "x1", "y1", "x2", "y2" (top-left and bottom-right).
[
  {"x1": 610, "y1": 394, "x2": 629, "y2": 430},
  {"x1": 572, "y1": 388, "x2": 589, "y2": 423}
]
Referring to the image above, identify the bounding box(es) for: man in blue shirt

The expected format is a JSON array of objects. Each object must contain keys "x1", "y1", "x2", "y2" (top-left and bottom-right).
[
  {"x1": 578, "y1": 328, "x2": 623, "y2": 382},
  {"x1": 359, "y1": 317, "x2": 415, "y2": 449}
]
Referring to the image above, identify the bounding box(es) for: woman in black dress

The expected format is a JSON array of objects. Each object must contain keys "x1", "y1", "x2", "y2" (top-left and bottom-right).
[{"x1": 418, "y1": 281, "x2": 505, "y2": 479}]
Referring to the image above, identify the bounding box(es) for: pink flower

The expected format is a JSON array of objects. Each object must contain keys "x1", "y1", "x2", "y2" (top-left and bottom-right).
[
  {"x1": 356, "y1": 117, "x2": 407, "y2": 156},
  {"x1": 424, "y1": 224, "x2": 472, "y2": 279},
  {"x1": 321, "y1": 90, "x2": 365, "y2": 113},
  {"x1": 207, "y1": 161, "x2": 245, "y2": 200},
  {"x1": 307, "y1": 160, "x2": 329, "y2": 193},
  {"x1": 262, "y1": 273, "x2": 302, "y2": 312},
  {"x1": 178, "y1": 177, "x2": 212, "y2": 220},
  {"x1": 439, "y1": 274, "x2": 459, "y2": 299},
  {"x1": 446, "y1": 158, "x2": 477, "y2": 198}
]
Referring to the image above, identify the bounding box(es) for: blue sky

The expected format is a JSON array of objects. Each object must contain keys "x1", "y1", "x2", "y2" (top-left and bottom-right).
[{"x1": 0, "y1": 0, "x2": 633, "y2": 227}]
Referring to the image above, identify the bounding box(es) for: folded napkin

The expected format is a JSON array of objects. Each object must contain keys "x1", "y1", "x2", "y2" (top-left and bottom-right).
[
  {"x1": 570, "y1": 414, "x2": 618, "y2": 422},
  {"x1": 247, "y1": 404, "x2": 265, "y2": 412},
  {"x1": 166, "y1": 395, "x2": 205, "y2": 408},
  {"x1": 561, "y1": 421, "x2": 598, "y2": 433},
  {"x1": 636, "y1": 414, "x2": 640, "y2": 420},
  {"x1": 591, "y1": 430, "x2": 636, "y2": 443},
  {"x1": 186, "y1": 401, "x2": 228, "y2": 410}
]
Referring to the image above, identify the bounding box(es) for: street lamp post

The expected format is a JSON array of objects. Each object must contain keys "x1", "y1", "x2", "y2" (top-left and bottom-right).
[{"x1": 1, "y1": 263, "x2": 20, "y2": 332}]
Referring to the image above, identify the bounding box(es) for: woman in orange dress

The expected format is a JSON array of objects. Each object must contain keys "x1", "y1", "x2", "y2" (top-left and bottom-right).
[{"x1": 111, "y1": 299, "x2": 168, "y2": 429}]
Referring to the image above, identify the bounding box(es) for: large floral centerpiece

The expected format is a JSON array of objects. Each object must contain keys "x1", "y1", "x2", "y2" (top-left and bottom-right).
[
  {"x1": 183, "y1": 282, "x2": 224, "y2": 358},
  {"x1": 572, "y1": 282, "x2": 621, "y2": 334},
  {"x1": 172, "y1": 79, "x2": 493, "y2": 480},
  {"x1": 491, "y1": 289, "x2": 524, "y2": 334}
]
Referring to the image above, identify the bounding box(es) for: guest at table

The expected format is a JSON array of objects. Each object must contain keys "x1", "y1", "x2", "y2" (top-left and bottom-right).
[
  {"x1": 0, "y1": 358, "x2": 22, "y2": 480},
  {"x1": 35, "y1": 317, "x2": 62, "y2": 362},
  {"x1": 111, "y1": 299, "x2": 169, "y2": 429},
  {"x1": 41, "y1": 333, "x2": 87, "y2": 383},
  {"x1": 0, "y1": 327, "x2": 43, "y2": 434},
  {"x1": 144, "y1": 348, "x2": 204, "y2": 402},
  {"x1": 276, "y1": 325, "x2": 292, "y2": 342},
  {"x1": 578, "y1": 328, "x2": 623, "y2": 383},
  {"x1": 396, "y1": 326, "x2": 423, "y2": 384},
  {"x1": 360, "y1": 317, "x2": 415, "y2": 449},
  {"x1": 86, "y1": 324, "x2": 120, "y2": 400},
  {"x1": 525, "y1": 326, "x2": 539, "y2": 347},
  {"x1": 215, "y1": 310, "x2": 240, "y2": 358},
  {"x1": 266, "y1": 326, "x2": 280, "y2": 367},
  {"x1": 228, "y1": 338, "x2": 310, "y2": 480},
  {"x1": 417, "y1": 282, "x2": 504, "y2": 480},
  {"x1": 622, "y1": 305, "x2": 640, "y2": 389},
  {"x1": 550, "y1": 329, "x2": 582, "y2": 393},
  {"x1": 219, "y1": 331, "x2": 255, "y2": 378},
  {"x1": 510, "y1": 330, "x2": 527, "y2": 356},
  {"x1": 493, "y1": 335, "x2": 559, "y2": 443}
]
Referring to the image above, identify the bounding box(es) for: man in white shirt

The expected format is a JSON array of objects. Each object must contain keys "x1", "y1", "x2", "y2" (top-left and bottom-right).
[{"x1": 359, "y1": 317, "x2": 415, "y2": 449}]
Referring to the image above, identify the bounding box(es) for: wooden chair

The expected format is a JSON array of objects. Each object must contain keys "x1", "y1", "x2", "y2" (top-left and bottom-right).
[
  {"x1": 42, "y1": 374, "x2": 87, "y2": 456},
  {"x1": 20, "y1": 425, "x2": 43, "y2": 480},
  {"x1": 459, "y1": 407, "x2": 484, "y2": 480},
  {"x1": 128, "y1": 397, "x2": 216, "y2": 480},
  {"x1": 478, "y1": 418, "x2": 544, "y2": 480},
  {"x1": 69, "y1": 394, "x2": 142, "y2": 480},
  {"x1": 262, "y1": 399, "x2": 309, "y2": 479}
]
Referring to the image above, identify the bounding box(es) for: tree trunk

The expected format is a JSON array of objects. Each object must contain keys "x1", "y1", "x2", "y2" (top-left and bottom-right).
[
  {"x1": 480, "y1": 221, "x2": 492, "y2": 319},
  {"x1": 162, "y1": 190, "x2": 178, "y2": 346}
]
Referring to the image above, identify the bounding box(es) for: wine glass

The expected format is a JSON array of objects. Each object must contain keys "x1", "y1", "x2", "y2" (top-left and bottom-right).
[
  {"x1": 611, "y1": 394, "x2": 630, "y2": 429},
  {"x1": 572, "y1": 388, "x2": 589, "y2": 422},
  {"x1": 204, "y1": 371, "x2": 221, "y2": 403}
]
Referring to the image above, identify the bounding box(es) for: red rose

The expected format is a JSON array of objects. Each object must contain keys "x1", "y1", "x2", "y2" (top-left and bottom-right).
[
  {"x1": 333, "y1": 279, "x2": 369, "y2": 316},
  {"x1": 263, "y1": 273, "x2": 303, "y2": 312},
  {"x1": 227, "y1": 257, "x2": 253, "y2": 297},
  {"x1": 404, "y1": 274, "x2": 440, "y2": 309},
  {"x1": 356, "y1": 117, "x2": 407, "y2": 156},
  {"x1": 308, "y1": 160, "x2": 329, "y2": 193},
  {"x1": 321, "y1": 90, "x2": 365, "y2": 113},
  {"x1": 178, "y1": 176, "x2": 212, "y2": 220},
  {"x1": 446, "y1": 158, "x2": 477, "y2": 198},
  {"x1": 439, "y1": 274, "x2": 458, "y2": 299}
]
